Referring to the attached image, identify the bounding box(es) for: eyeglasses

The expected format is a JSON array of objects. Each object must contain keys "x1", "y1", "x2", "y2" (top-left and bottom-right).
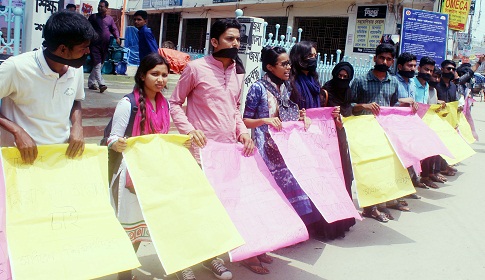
[
  {"x1": 277, "y1": 61, "x2": 291, "y2": 67},
  {"x1": 445, "y1": 66, "x2": 456, "y2": 71}
]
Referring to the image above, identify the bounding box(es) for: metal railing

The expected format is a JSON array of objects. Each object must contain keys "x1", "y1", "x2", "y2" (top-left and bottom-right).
[
  {"x1": 0, "y1": 3, "x2": 23, "y2": 58},
  {"x1": 179, "y1": 21, "x2": 375, "y2": 84}
]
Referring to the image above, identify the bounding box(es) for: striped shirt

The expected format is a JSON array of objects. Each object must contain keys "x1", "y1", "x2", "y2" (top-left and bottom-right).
[{"x1": 351, "y1": 69, "x2": 399, "y2": 115}]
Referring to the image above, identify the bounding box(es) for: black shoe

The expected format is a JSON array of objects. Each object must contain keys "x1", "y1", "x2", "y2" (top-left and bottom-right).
[{"x1": 99, "y1": 85, "x2": 108, "y2": 93}]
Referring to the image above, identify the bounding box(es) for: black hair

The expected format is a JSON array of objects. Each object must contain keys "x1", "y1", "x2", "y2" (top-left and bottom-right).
[
  {"x1": 456, "y1": 64, "x2": 474, "y2": 79},
  {"x1": 66, "y1": 4, "x2": 76, "y2": 10},
  {"x1": 375, "y1": 43, "x2": 396, "y2": 58},
  {"x1": 397, "y1": 52, "x2": 417, "y2": 66},
  {"x1": 261, "y1": 46, "x2": 286, "y2": 72},
  {"x1": 441, "y1": 59, "x2": 456, "y2": 68},
  {"x1": 210, "y1": 18, "x2": 241, "y2": 41},
  {"x1": 134, "y1": 10, "x2": 148, "y2": 20},
  {"x1": 99, "y1": 1, "x2": 109, "y2": 7},
  {"x1": 419, "y1": 56, "x2": 436, "y2": 67},
  {"x1": 134, "y1": 53, "x2": 170, "y2": 134},
  {"x1": 289, "y1": 41, "x2": 320, "y2": 105},
  {"x1": 289, "y1": 41, "x2": 317, "y2": 74},
  {"x1": 433, "y1": 68, "x2": 442, "y2": 76},
  {"x1": 43, "y1": 11, "x2": 96, "y2": 51}
]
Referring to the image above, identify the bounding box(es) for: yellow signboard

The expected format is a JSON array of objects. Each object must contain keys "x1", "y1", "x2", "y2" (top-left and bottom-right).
[
  {"x1": 2, "y1": 145, "x2": 140, "y2": 280},
  {"x1": 441, "y1": 0, "x2": 471, "y2": 31},
  {"x1": 123, "y1": 134, "x2": 244, "y2": 274},
  {"x1": 343, "y1": 116, "x2": 415, "y2": 207}
]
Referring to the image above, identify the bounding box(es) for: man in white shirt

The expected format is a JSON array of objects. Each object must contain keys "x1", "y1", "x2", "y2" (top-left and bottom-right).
[{"x1": 0, "y1": 11, "x2": 96, "y2": 163}]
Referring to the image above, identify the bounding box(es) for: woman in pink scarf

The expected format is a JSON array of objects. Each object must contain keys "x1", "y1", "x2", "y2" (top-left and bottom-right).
[{"x1": 106, "y1": 53, "x2": 174, "y2": 280}]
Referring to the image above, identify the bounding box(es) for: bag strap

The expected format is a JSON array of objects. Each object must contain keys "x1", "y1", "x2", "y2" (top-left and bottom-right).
[
  {"x1": 124, "y1": 92, "x2": 139, "y2": 137},
  {"x1": 321, "y1": 88, "x2": 329, "y2": 107}
]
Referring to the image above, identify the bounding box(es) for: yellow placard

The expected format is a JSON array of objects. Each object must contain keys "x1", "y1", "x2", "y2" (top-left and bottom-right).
[
  {"x1": 343, "y1": 116, "x2": 415, "y2": 207},
  {"x1": 123, "y1": 134, "x2": 244, "y2": 275},
  {"x1": 422, "y1": 107, "x2": 475, "y2": 164},
  {"x1": 438, "y1": 101, "x2": 459, "y2": 128},
  {"x1": 2, "y1": 144, "x2": 140, "y2": 280},
  {"x1": 441, "y1": 0, "x2": 471, "y2": 31},
  {"x1": 457, "y1": 111, "x2": 476, "y2": 144}
]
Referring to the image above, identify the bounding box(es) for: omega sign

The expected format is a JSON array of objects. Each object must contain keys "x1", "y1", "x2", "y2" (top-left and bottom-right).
[{"x1": 443, "y1": 0, "x2": 469, "y2": 10}]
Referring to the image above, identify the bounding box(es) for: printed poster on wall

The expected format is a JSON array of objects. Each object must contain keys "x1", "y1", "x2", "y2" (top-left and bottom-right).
[
  {"x1": 353, "y1": 6, "x2": 387, "y2": 54},
  {"x1": 238, "y1": 17, "x2": 264, "y2": 115},
  {"x1": 23, "y1": 0, "x2": 62, "y2": 52},
  {"x1": 400, "y1": 8, "x2": 448, "y2": 67},
  {"x1": 441, "y1": 0, "x2": 471, "y2": 31}
]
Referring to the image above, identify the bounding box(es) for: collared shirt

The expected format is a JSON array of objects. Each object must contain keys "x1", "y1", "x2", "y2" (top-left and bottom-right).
[
  {"x1": 169, "y1": 55, "x2": 248, "y2": 159},
  {"x1": 138, "y1": 25, "x2": 159, "y2": 61},
  {"x1": 435, "y1": 79, "x2": 458, "y2": 102},
  {"x1": 395, "y1": 73, "x2": 416, "y2": 100},
  {"x1": 0, "y1": 49, "x2": 85, "y2": 146},
  {"x1": 351, "y1": 69, "x2": 399, "y2": 115},
  {"x1": 413, "y1": 76, "x2": 429, "y2": 104}
]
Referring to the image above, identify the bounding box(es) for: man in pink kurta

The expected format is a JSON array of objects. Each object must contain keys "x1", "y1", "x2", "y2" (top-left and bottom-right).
[
  {"x1": 168, "y1": 18, "x2": 254, "y2": 280},
  {"x1": 170, "y1": 19, "x2": 254, "y2": 163}
]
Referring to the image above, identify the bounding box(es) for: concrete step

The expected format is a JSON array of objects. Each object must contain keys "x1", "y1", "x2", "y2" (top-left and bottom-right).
[{"x1": 82, "y1": 117, "x2": 110, "y2": 138}]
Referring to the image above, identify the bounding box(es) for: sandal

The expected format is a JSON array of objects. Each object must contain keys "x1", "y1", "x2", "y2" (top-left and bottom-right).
[
  {"x1": 377, "y1": 207, "x2": 394, "y2": 220},
  {"x1": 440, "y1": 170, "x2": 456, "y2": 176},
  {"x1": 435, "y1": 173, "x2": 448, "y2": 182},
  {"x1": 406, "y1": 193, "x2": 421, "y2": 199},
  {"x1": 387, "y1": 202, "x2": 410, "y2": 212},
  {"x1": 362, "y1": 207, "x2": 389, "y2": 223},
  {"x1": 397, "y1": 199, "x2": 408, "y2": 206},
  {"x1": 413, "y1": 181, "x2": 429, "y2": 189},
  {"x1": 430, "y1": 173, "x2": 446, "y2": 183},
  {"x1": 448, "y1": 165, "x2": 458, "y2": 172},
  {"x1": 241, "y1": 259, "x2": 270, "y2": 274},
  {"x1": 257, "y1": 253, "x2": 273, "y2": 264},
  {"x1": 420, "y1": 177, "x2": 439, "y2": 189}
]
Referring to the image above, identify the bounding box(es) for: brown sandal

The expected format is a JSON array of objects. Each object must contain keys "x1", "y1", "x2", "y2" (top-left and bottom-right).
[
  {"x1": 362, "y1": 207, "x2": 389, "y2": 223},
  {"x1": 257, "y1": 253, "x2": 273, "y2": 264},
  {"x1": 241, "y1": 260, "x2": 270, "y2": 274},
  {"x1": 388, "y1": 202, "x2": 410, "y2": 212},
  {"x1": 420, "y1": 177, "x2": 439, "y2": 189},
  {"x1": 430, "y1": 173, "x2": 446, "y2": 183}
]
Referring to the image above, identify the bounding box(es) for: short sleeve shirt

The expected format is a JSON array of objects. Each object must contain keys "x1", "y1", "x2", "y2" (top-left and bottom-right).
[{"x1": 0, "y1": 49, "x2": 85, "y2": 146}]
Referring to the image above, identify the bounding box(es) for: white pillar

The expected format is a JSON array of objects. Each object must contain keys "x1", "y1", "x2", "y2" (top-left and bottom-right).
[
  {"x1": 177, "y1": 14, "x2": 183, "y2": 51},
  {"x1": 204, "y1": 16, "x2": 211, "y2": 55},
  {"x1": 237, "y1": 16, "x2": 265, "y2": 116},
  {"x1": 159, "y1": 12, "x2": 164, "y2": 47}
]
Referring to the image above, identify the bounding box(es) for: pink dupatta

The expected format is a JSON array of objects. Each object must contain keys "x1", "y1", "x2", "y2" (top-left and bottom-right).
[{"x1": 132, "y1": 87, "x2": 170, "y2": 136}]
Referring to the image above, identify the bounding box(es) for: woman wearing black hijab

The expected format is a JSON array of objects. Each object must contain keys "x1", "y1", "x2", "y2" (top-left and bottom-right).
[
  {"x1": 317, "y1": 61, "x2": 356, "y2": 239},
  {"x1": 322, "y1": 61, "x2": 354, "y2": 117}
]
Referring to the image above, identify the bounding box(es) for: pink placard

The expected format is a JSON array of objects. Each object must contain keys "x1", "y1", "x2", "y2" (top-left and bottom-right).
[
  {"x1": 305, "y1": 107, "x2": 345, "y2": 183},
  {"x1": 376, "y1": 107, "x2": 453, "y2": 168},
  {"x1": 201, "y1": 141, "x2": 308, "y2": 262},
  {"x1": 0, "y1": 158, "x2": 12, "y2": 280},
  {"x1": 416, "y1": 103, "x2": 431, "y2": 119},
  {"x1": 269, "y1": 122, "x2": 361, "y2": 223}
]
